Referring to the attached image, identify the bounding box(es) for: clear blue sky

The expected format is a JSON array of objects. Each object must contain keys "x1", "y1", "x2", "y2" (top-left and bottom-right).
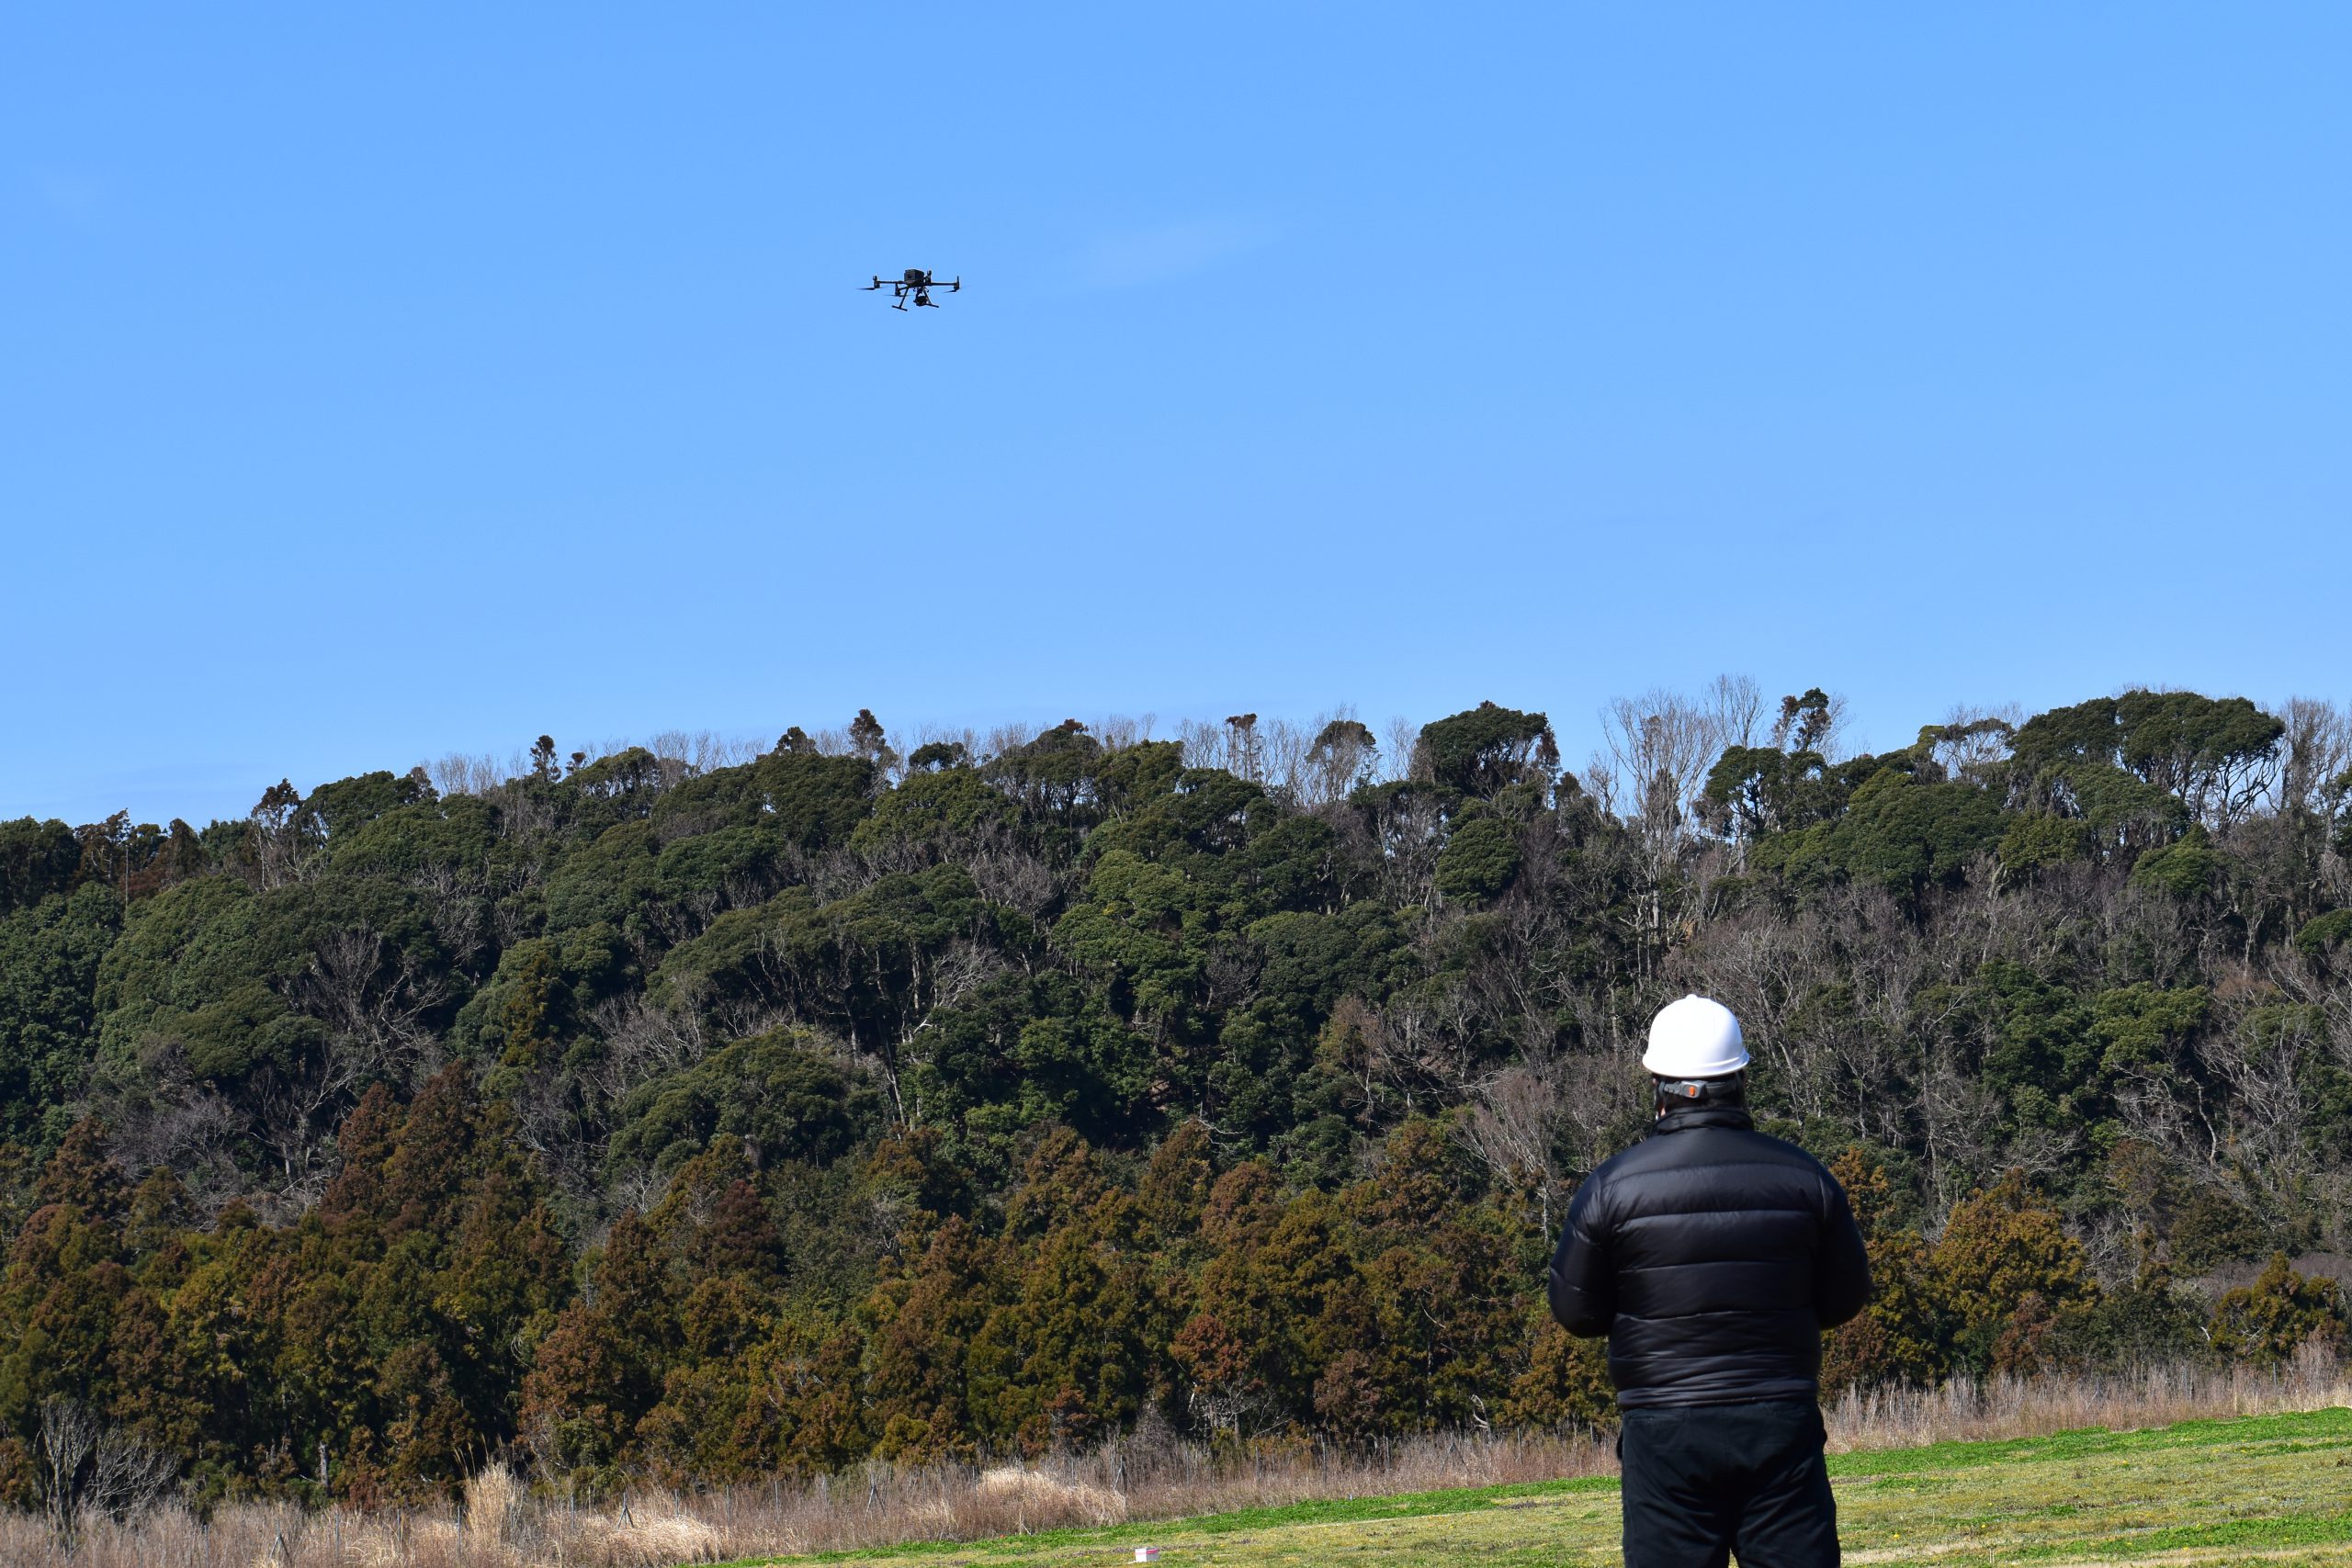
[{"x1": 6, "y1": 4, "x2": 2346, "y2": 827}]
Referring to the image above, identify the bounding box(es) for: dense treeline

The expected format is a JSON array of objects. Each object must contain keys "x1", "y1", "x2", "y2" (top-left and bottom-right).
[{"x1": 3, "y1": 687, "x2": 2349, "y2": 1506}]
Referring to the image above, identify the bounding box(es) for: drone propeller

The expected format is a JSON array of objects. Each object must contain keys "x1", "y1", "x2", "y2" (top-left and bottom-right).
[{"x1": 864, "y1": 271, "x2": 958, "y2": 305}]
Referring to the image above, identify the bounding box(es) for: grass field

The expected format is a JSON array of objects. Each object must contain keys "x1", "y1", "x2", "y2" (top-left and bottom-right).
[{"x1": 738, "y1": 1407, "x2": 2352, "y2": 1568}]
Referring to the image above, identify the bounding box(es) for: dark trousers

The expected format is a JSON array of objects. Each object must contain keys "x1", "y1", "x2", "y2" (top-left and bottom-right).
[{"x1": 1617, "y1": 1400, "x2": 1839, "y2": 1568}]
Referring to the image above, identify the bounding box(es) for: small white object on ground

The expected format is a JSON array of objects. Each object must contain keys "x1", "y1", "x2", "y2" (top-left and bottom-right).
[{"x1": 1136, "y1": 1550, "x2": 1160, "y2": 1562}]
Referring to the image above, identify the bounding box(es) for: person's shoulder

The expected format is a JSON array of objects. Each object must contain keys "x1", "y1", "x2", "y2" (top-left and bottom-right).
[
  {"x1": 1627, "y1": 1122, "x2": 1838, "y2": 1189},
  {"x1": 1708, "y1": 1125, "x2": 1841, "y2": 1183},
  {"x1": 1584, "y1": 1140, "x2": 1645, "y2": 1185},
  {"x1": 1573, "y1": 1138, "x2": 1657, "y2": 1213},
  {"x1": 1710, "y1": 1126, "x2": 1846, "y2": 1211},
  {"x1": 1588, "y1": 1121, "x2": 1834, "y2": 1188}
]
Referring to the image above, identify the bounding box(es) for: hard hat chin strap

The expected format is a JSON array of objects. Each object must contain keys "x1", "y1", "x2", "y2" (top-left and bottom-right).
[{"x1": 1654, "y1": 1070, "x2": 1747, "y2": 1116}]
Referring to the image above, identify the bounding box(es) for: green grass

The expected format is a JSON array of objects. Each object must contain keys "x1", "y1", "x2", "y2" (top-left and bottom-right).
[{"x1": 732, "y1": 1406, "x2": 2352, "y2": 1566}]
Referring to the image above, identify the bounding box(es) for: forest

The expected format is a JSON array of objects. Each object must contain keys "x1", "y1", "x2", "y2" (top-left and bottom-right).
[{"x1": 2, "y1": 683, "x2": 2348, "y2": 1511}]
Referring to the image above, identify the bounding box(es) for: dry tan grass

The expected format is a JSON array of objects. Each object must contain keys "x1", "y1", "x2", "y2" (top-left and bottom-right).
[
  {"x1": 1822, "y1": 1339, "x2": 2351, "y2": 1452},
  {"x1": 972, "y1": 1462, "x2": 1128, "y2": 1526},
  {"x1": 3, "y1": 1351, "x2": 2342, "y2": 1567}
]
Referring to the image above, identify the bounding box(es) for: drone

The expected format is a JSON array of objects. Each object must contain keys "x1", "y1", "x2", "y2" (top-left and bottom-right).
[{"x1": 863, "y1": 268, "x2": 960, "y2": 310}]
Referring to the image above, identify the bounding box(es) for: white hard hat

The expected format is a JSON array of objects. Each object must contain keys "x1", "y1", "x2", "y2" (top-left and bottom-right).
[{"x1": 1643, "y1": 995, "x2": 1748, "y2": 1077}]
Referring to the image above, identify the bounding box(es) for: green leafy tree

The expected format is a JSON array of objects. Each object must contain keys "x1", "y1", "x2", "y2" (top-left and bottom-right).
[
  {"x1": 2208, "y1": 1254, "x2": 2346, "y2": 1366},
  {"x1": 1759, "y1": 766, "x2": 2006, "y2": 901},
  {"x1": 1928, "y1": 1171, "x2": 2095, "y2": 1373},
  {"x1": 1996, "y1": 812, "x2": 2094, "y2": 877},
  {"x1": 1435, "y1": 814, "x2": 1521, "y2": 903},
  {"x1": 6, "y1": 681, "x2": 2352, "y2": 1494},
  {"x1": 608, "y1": 1029, "x2": 878, "y2": 1177},
  {"x1": 851, "y1": 764, "x2": 1016, "y2": 855},
  {"x1": 2013, "y1": 691, "x2": 2283, "y2": 828},
  {"x1": 1819, "y1": 1151, "x2": 1949, "y2": 1389},
  {"x1": 1418, "y1": 703, "x2": 1558, "y2": 797},
  {"x1": 755, "y1": 750, "x2": 878, "y2": 851},
  {"x1": 0, "y1": 886, "x2": 120, "y2": 1149},
  {"x1": 2130, "y1": 825, "x2": 2221, "y2": 897},
  {"x1": 0, "y1": 819, "x2": 81, "y2": 917}
]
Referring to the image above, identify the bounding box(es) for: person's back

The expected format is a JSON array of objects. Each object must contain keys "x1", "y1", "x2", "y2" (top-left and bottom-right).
[{"x1": 1550, "y1": 997, "x2": 1870, "y2": 1568}]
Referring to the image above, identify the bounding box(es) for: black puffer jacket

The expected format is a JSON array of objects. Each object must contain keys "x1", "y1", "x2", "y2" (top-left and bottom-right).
[{"x1": 1548, "y1": 1105, "x2": 1871, "y2": 1408}]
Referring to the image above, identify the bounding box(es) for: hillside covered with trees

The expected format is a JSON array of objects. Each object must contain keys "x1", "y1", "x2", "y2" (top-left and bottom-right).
[{"x1": 3, "y1": 685, "x2": 2349, "y2": 1506}]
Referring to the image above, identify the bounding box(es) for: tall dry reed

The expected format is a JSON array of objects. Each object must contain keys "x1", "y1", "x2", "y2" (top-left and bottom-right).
[
  {"x1": 6, "y1": 1351, "x2": 2342, "y2": 1568},
  {"x1": 1821, "y1": 1339, "x2": 2348, "y2": 1451}
]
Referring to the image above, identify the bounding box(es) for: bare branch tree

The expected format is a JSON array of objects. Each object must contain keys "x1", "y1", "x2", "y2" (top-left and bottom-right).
[
  {"x1": 1457, "y1": 1062, "x2": 1571, "y2": 1234},
  {"x1": 37, "y1": 1400, "x2": 175, "y2": 1545},
  {"x1": 1295, "y1": 710, "x2": 1380, "y2": 809},
  {"x1": 36, "y1": 1397, "x2": 97, "y2": 1544},
  {"x1": 1388, "y1": 716, "x2": 1428, "y2": 784},
  {"x1": 588, "y1": 994, "x2": 709, "y2": 1107},
  {"x1": 1705, "y1": 674, "x2": 1766, "y2": 751},
  {"x1": 2278, "y1": 697, "x2": 2352, "y2": 817},
  {"x1": 1594, "y1": 688, "x2": 1732, "y2": 852},
  {"x1": 1931, "y1": 704, "x2": 2021, "y2": 784},
  {"x1": 1589, "y1": 686, "x2": 1737, "y2": 953}
]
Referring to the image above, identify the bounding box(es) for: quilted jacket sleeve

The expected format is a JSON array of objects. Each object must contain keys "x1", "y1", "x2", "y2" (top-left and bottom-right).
[
  {"x1": 1547, "y1": 1174, "x2": 1617, "y2": 1337},
  {"x1": 1814, "y1": 1169, "x2": 1873, "y2": 1328}
]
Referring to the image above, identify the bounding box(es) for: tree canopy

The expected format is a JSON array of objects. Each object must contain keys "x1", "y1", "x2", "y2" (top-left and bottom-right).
[{"x1": 0, "y1": 687, "x2": 2346, "y2": 1503}]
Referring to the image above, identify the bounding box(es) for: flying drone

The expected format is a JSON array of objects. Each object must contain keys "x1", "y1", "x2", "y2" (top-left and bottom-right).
[{"x1": 863, "y1": 268, "x2": 960, "y2": 310}]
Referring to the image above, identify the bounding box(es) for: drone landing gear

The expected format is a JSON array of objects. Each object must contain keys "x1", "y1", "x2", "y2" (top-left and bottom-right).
[{"x1": 866, "y1": 271, "x2": 955, "y2": 311}]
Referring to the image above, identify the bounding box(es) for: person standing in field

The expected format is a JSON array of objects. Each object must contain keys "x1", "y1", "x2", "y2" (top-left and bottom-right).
[{"x1": 1549, "y1": 995, "x2": 1871, "y2": 1568}]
